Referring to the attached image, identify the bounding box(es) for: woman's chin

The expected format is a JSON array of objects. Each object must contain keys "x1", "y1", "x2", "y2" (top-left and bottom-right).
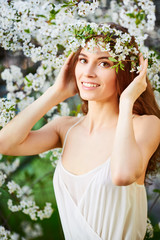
[{"x1": 79, "y1": 92, "x2": 97, "y2": 102}]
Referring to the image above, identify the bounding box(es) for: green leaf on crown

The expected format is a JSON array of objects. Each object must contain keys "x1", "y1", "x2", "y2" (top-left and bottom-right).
[{"x1": 108, "y1": 57, "x2": 117, "y2": 62}]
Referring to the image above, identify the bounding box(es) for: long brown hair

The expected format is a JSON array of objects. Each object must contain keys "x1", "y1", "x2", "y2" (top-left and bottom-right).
[{"x1": 70, "y1": 22, "x2": 160, "y2": 185}]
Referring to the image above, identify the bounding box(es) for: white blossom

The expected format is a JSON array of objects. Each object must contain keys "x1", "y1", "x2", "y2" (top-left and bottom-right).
[
  {"x1": 0, "y1": 98, "x2": 16, "y2": 127},
  {"x1": 0, "y1": 1, "x2": 159, "y2": 238},
  {"x1": 21, "y1": 221, "x2": 43, "y2": 240},
  {"x1": 0, "y1": 158, "x2": 20, "y2": 175},
  {"x1": 0, "y1": 171, "x2": 7, "y2": 187},
  {"x1": 7, "y1": 180, "x2": 23, "y2": 198},
  {"x1": 60, "y1": 102, "x2": 70, "y2": 116},
  {"x1": 0, "y1": 226, "x2": 20, "y2": 240},
  {"x1": 136, "y1": 65, "x2": 143, "y2": 73},
  {"x1": 78, "y1": 0, "x2": 99, "y2": 16},
  {"x1": 146, "y1": 218, "x2": 154, "y2": 238}
]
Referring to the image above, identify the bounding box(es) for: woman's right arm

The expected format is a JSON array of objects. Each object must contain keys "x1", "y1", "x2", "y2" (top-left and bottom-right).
[{"x1": 0, "y1": 52, "x2": 78, "y2": 156}]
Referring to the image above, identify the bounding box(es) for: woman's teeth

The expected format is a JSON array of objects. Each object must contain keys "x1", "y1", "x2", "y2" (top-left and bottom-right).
[{"x1": 82, "y1": 82, "x2": 99, "y2": 87}]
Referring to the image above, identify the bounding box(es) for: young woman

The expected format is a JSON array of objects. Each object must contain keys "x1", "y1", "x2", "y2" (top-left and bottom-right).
[{"x1": 0, "y1": 23, "x2": 160, "y2": 239}]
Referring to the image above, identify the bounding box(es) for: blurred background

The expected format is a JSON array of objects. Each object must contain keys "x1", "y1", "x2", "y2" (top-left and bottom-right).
[{"x1": 0, "y1": 0, "x2": 160, "y2": 239}]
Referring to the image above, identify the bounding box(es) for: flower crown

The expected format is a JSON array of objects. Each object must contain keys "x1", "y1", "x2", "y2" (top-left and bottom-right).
[{"x1": 67, "y1": 22, "x2": 142, "y2": 73}]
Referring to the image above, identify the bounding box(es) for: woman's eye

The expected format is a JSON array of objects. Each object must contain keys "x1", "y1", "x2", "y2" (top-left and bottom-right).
[
  {"x1": 99, "y1": 62, "x2": 110, "y2": 67},
  {"x1": 79, "y1": 58, "x2": 87, "y2": 64}
]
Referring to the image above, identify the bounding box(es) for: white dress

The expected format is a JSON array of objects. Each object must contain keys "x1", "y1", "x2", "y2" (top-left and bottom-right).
[{"x1": 53, "y1": 117, "x2": 148, "y2": 240}]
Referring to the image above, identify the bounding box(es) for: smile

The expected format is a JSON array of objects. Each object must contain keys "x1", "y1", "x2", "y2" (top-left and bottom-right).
[{"x1": 81, "y1": 82, "x2": 100, "y2": 88}]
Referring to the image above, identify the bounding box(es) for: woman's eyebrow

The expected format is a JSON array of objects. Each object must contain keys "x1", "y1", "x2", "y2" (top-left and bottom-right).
[
  {"x1": 79, "y1": 53, "x2": 110, "y2": 60},
  {"x1": 79, "y1": 53, "x2": 88, "y2": 57}
]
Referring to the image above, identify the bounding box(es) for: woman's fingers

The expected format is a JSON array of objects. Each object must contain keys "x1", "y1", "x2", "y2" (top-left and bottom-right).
[
  {"x1": 138, "y1": 57, "x2": 148, "y2": 90},
  {"x1": 138, "y1": 53, "x2": 148, "y2": 77},
  {"x1": 58, "y1": 52, "x2": 74, "y2": 77},
  {"x1": 60, "y1": 52, "x2": 75, "y2": 75},
  {"x1": 141, "y1": 59, "x2": 148, "y2": 76},
  {"x1": 139, "y1": 53, "x2": 148, "y2": 69},
  {"x1": 64, "y1": 52, "x2": 75, "y2": 66}
]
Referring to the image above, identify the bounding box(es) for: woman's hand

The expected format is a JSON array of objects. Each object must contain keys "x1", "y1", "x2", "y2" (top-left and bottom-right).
[
  {"x1": 54, "y1": 52, "x2": 79, "y2": 99},
  {"x1": 120, "y1": 54, "x2": 148, "y2": 105}
]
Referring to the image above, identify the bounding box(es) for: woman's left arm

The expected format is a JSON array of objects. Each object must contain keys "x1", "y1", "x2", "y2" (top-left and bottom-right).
[{"x1": 111, "y1": 55, "x2": 160, "y2": 186}]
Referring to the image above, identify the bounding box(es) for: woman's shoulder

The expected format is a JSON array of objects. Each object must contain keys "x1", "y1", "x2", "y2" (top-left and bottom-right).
[
  {"x1": 134, "y1": 114, "x2": 160, "y2": 122},
  {"x1": 55, "y1": 115, "x2": 84, "y2": 137},
  {"x1": 56, "y1": 115, "x2": 83, "y2": 126},
  {"x1": 133, "y1": 114, "x2": 160, "y2": 129},
  {"x1": 133, "y1": 114, "x2": 160, "y2": 140}
]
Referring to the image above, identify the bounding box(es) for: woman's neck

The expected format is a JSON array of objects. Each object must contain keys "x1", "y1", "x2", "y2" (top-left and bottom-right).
[{"x1": 83, "y1": 97, "x2": 120, "y2": 134}]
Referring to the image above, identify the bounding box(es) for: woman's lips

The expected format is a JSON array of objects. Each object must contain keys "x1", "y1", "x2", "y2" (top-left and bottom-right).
[{"x1": 81, "y1": 81, "x2": 100, "y2": 89}]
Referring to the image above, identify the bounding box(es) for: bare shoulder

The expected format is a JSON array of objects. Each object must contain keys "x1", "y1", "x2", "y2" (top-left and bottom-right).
[
  {"x1": 133, "y1": 114, "x2": 160, "y2": 144},
  {"x1": 143, "y1": 114, "x2": 160, "y2": 125},
  {"x1": 54, "y1": 115, "x2": 83, "y2": 141},
  {"x1": 134, "y1": 114, "x2": 160, "y2": 125},
  {"x1": 55, "y1": 115, "x2": 82, "y2": 129}
]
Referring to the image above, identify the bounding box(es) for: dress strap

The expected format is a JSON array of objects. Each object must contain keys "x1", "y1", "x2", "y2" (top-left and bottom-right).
[{"x1": 61, "y1": 117, "x2": 84, "y2": 156}]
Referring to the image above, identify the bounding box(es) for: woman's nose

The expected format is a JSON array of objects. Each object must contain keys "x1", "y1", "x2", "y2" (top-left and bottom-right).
[{"x1": 84, "y1": 63, "x2": 96, "y2": 78}]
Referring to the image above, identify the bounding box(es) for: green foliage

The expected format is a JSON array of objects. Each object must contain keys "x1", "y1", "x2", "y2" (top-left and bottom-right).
[
  {"x1": 61, "y1": 1, "x2": 76, "y2": 8},
  {"x1": 24, "y1": 29, "x2": 30, "y2": 34},
  {"x1": 110, "y1": 61, "x2": 125, "y2": 73},
  {"x1": 57, "y1": 44, "x2": 66, "y2": 55},
  {"x1": 74, "y1": 24, "x2": 97, "y2": 40},
  {"x1": 49, "y1": 4, "x2": 60, "y2": 21},
  {"x1": 70, "y1": 103, "x2": 82, "y2": 116},
  {"x1": 126, "y1": 10, "x2": 146, "y2": 26},
  {"x1": 0, "y1": 154, "x2": 64, "y2": 239},
  {"x1": 36, "y1": 14, "x2": 47, "y2": 18},
  {"x1": 153, "y1": 189, "x2": 160, "y2": 194},
  {"x1": 25, "y1": 76, "x2": 32, "y2": 87},
  {"x1": 108, "y1": 57, "x2": 117, "y2": 62}
]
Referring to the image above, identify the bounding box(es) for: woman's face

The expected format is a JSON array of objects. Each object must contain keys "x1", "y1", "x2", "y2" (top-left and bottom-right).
[{"x1": 75, "y1": 46, "x2": 117, "y2": 102}]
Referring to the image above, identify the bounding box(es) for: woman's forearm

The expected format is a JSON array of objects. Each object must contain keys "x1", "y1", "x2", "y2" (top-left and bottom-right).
[
  {"x1": 0, "y1": 86, "x2": 67, "y2": 149},
  {"x1": 111, "y1": 99, "x2": 143, "y2": 185}
]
